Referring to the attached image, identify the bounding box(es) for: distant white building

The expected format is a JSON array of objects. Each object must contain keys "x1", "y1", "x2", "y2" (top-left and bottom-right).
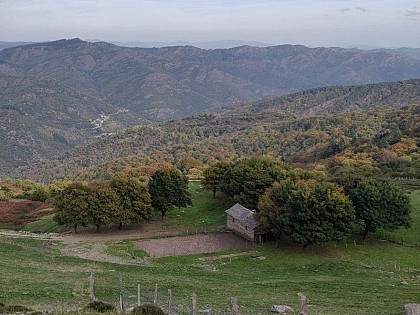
[{"x1": 225, "y1": 203, "x2": 262, "y2": 242}]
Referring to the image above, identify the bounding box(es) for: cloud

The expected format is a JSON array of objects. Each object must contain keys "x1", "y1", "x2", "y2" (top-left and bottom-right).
[
  {"x1": 406, "y1": 7, "x2": 420, "y2": 17},
  {"x1": 339, "y1": 8, "x2": 351, "y2": 12},
  {"x1": 339, "y1": 7, "x2": 368, "y2": 13},
  {"x1": 356, "y1": 7, "x2": 368, "y2": 12}
]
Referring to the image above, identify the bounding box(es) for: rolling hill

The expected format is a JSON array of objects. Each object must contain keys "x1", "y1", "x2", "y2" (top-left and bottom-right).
[
  {"x1": 0, "y1": 75, "x2": 143, "y2": 174},
  {"x1": 2, "y1": 40, "x2": 420, "y2": 177},
  {"x1": 16, "y1": 79, "x2": 420, "y2": 182}
]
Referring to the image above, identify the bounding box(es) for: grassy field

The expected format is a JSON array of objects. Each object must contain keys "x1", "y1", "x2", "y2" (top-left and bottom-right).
[
  {"x1": 21, "y1": 214, "x2": 60, "y2": 233},
  {"x1": 159, "y1": 181, "x2": 233, "y2": 230},
  {"x1": 0, "y1": 185, "x2": 419, "y2": 315}
]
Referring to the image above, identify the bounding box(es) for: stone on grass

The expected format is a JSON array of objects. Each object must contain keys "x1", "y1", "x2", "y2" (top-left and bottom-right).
[
  {"x1": 271, "y1": 305, "x2": 294, "y2": 313},
  {"x1": 405, "y1": 303, "x2": 420, "y2": 315}
]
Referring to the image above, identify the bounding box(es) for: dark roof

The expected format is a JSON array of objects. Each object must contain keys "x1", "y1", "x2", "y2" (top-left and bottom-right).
[{"x1": 225, "y1": 203, "x2": 259, "y2": 229}]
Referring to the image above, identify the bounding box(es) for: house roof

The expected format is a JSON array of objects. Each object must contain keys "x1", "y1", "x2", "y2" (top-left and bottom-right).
[{"x1": 225, "y1": 203, "x2": 259, "y2": 230}]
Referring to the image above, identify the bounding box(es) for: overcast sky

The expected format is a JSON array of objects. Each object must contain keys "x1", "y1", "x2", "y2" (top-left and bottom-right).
[{"x1": 1, "y1": 0, "x2": 419, "y2": 48}]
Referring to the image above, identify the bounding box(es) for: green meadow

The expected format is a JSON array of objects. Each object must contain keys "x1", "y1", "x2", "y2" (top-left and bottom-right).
[{"x1": 0, "y1": 183, "x2": 419, "y2": 315}]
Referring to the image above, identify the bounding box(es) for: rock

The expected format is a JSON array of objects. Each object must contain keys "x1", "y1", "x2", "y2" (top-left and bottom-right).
[
  {"x1": 401, "y1": 281, "x2": 409, "y2": 285},
  {"x1": 271, "y1": 305, "x2": 294, "y2": 313},
  {"x1": 405, "y1": 303, "x2": 420, "y2": 315}
]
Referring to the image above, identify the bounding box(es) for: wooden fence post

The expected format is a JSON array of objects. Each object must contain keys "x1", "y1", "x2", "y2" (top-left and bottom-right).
[
  {"x1": 119, "y1": 273, "x2": 125, "y2": 312},
  {"x1": 298, "y1": 293, "x2": 307, "y2": 315},
  {"x1": 153, "y1": 283, "x2": 158, "y2": 305},
  {"x1": 167, "y1": 289, "x2": 173, "y2": 315},
  {"x1": 231, "y1": 297, "x2": 240, "y2": 315},
  {"x1": 192, "y1": 293, "x2": 197, "y2": 315}
]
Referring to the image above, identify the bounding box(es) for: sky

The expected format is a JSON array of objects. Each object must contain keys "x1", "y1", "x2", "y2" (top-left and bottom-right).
[{"x1": 1, "y1": 0, "x2": 420, "y2": 48}]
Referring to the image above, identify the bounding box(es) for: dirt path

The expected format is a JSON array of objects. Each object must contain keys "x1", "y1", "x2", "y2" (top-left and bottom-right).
[{"x1": 137, "y1": 233, "x2": 254, "y2": 257}]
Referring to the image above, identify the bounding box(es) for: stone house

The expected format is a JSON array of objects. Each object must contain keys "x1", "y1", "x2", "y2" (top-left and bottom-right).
[{"x1": 225, "y1": 203, "x2": 262, "y2": 242}]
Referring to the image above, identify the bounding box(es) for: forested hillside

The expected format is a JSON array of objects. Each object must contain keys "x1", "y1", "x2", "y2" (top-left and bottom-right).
[
  {"x1": 222, "y1": 79, "x2": 420, "y2": 115},
  {"x1": 0, "y1": 75, "x2": 141, "y2": 174},
  {"x1": 2, "y1": 39, "x2": 420, "y2": 123},
  {"x1": 18, "y1": 103, "x2": 419, "y2": 183},
  {"x1": 1, "y1": 38, "x2": 420, "y2": 179}
]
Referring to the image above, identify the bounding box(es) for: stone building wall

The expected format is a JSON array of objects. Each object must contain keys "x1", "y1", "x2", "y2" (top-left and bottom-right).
[{"x1": 227, "y1": 215, "x2": 255, "y2": 241}]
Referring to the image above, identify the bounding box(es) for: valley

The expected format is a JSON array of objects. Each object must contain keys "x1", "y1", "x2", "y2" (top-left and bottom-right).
[{"x1": 0, "y1": 38, "x2": 419, "y2": 315}]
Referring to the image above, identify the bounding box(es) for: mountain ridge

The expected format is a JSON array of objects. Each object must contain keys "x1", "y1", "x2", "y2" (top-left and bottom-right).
[{"x1": 2, "y1": 38, "x2": 420, "y2": 122}]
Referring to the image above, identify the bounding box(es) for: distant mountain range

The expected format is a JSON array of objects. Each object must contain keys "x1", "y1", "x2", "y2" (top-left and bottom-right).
[
  {"x1": 1, "y1": 38, "x2": 420, "y2": 177},
  {"x1": 0, "y1": 41, "x2": 32, "y2": 51},
  {"x1": 16, "y1": 79, "x2": 420, "y2": 182},
  {"x1": 107, "y1": 40, "x2": 274, "y2": 49}
]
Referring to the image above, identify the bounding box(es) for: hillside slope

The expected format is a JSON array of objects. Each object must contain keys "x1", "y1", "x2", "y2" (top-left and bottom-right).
[
  {"x1": 17, "y1": 80, "x2": 420, "y2": 182},
  {"x1": 2, "y1": 39, "x2": 420, "y2": 122},
  {"x1": 221, "y1": 79, "x2": 420, "y2": 115},
  {"x1": 0, "y1": 75, "x2": 140, "y2": 174}
]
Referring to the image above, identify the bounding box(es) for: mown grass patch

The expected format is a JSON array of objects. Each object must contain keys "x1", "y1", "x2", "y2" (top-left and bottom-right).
[
  {"x1": 22, "y1": 214, "x2": 60, "y2": 233},
  {"x1": 104, "y1": 240, "x2": 148, "y2": 259},
  {"x1": 159, "y1": 181, "x2": 233, "y2": 229}
]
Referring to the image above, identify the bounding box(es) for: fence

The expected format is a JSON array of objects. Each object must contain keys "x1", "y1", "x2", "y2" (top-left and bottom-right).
[{"x1": 86, "y1": 272, "x2": 310, "y2": 315}]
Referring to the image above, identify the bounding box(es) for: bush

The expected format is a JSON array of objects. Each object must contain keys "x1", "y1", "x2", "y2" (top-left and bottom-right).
[
  {"x1": 84, "y1": 301, "x2": 115, "y2": 313},
  {"x1": 0, "y1": 302, "x2": 4, "y2": 314},
  {"x1": 132, "y1": 304, "x2": 164, "y2": 315}
]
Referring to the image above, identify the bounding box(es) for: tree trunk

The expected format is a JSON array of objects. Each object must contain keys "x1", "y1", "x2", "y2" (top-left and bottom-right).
[
  {"x1": 119, "y1": 222, "x2": 123, "y2": 229},
  {"x1": 362, "y1": 227, "x2": 370, "y2": 240},
  {"x1": 74, "y1": 224, "x2": 78, "y2": 233},
  {"x1": 161, "y1": 210, "x2": 165, "y2": 219},
  {"x1": 96, "y1": 225, "x2": 100, "y2": 232},
  {"x1": 213, "y1": 189, "x2": 216, "y2": 199}
]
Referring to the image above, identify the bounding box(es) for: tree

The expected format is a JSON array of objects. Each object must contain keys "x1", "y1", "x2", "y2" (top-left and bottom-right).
[
  {"x1": 349, "y1": 178, "x2": 412, "y2": 239},
  {"x1": 236, "y1": 168, "x2": 274, "y2": 209},
  {"x1": 53, "y1": 182, "x2": 90, "y2": 233},
  {"x1": 257, "y1": 179, "x2": 355, "y2": 247},
  {"x1": 202, "y1": 161, "x2": 231, "y2": 199},
  {"x1": 176, "y1": 157, "x2": 201, "y2": 175},
  {"x1": 87, "y1": 181, "x2": 123, "y2": 232},
  {"x1": 110, "y1": 175, "x2": 152, "y2": 228},
  {"x1": 148, "y1": 168, "x2": 192, "y2": 218},
  {"x1": 220, "y1": 156, "x2": 288, "y2": 208}
]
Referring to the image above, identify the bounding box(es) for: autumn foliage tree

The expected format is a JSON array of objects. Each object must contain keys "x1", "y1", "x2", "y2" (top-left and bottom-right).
[
  {"x1": 53, "y1": 182, "x2": 91, "y2": 232},
  {"x1": 54, "y1": 177, "x2": 152, "y2": 232},
  {"x1": 87, "y1": 181, "x2": 123, "y2": 232},
  {"x1": 110, "y1": 175, "x2": 152, "y2": 228}
]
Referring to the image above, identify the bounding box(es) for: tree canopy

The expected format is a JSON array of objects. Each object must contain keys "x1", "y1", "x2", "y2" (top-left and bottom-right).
[
  {"x1": 148, "y1": 168, "x2": 192, "y2": 218},
  {"x1": 110, "y1": 175, "x2": 152, "y2": 228},
  {"x1": 53, "y1": 182, "x2": 91, "y2": 232},
  {"x1": 258, "y1": 179, "x2": 355, "y2": 247},
  {"x1": 349, "y1": 178, "x2": 412, "y2": 239}
]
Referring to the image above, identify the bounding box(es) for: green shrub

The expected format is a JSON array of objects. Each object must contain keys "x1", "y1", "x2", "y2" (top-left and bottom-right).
[
  {"x1": 3, "y1": 305, "x2": 32, "y2": 313},
  {"x1": 84, "y1": 301, "x2": 115, "y2": 313},
  {"x1": 132, "y1": 304, "x2": 164, "y2": 315},
  {"x1": 0, "y1": 302, "x2": 4, "y2": 314}
]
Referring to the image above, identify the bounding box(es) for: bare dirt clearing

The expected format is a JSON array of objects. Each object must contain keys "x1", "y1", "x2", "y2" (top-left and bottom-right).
[{"x1": 137, "y1": 233, "x2": 253, "y2": 257}]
